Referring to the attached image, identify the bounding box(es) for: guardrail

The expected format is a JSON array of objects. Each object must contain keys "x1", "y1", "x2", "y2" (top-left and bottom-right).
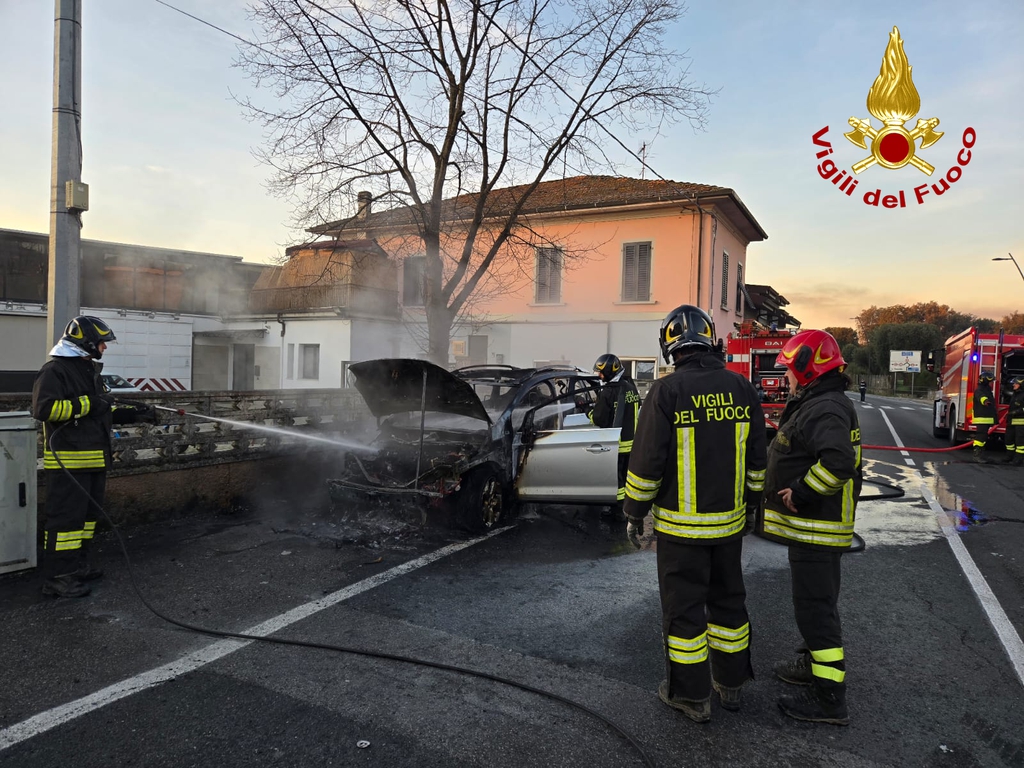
[{"x1": 0, "y1": 389, "x2": 373, "y2": 477}]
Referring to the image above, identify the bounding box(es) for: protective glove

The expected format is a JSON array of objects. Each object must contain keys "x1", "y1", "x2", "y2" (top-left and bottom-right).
[
  {"x1": 86, "y1": 394, "x2": 113, "y2": 415},
  {"x1": 135, "y1": 403, "x2": 159, "y2": 424},
  {"x1": 626, "y1": 517, "x2": 644, "y2": 548}
]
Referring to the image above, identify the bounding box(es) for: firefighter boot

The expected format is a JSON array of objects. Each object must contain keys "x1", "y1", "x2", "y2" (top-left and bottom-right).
[
  {"x1": 712, "y1": 680, "x2": 743, "y2": 712},
  {"x1": 75, "y1": 565, "x2": 105, "y2": 581},
  {"x1": 1012, "y1": 453, "x2": 1024, "y2": 467},
  {"x1": 973, "y1": 446, "x2": 991, "y2": 464},
  {"x1": 42, "y1": 573, "x2": 92, "y2": 599},
  {"x1": 774, "y1": 650, "x2": 813, "y2": 686},
  {"x1": 778, "y1": 683, "x2": 849, "y2": 726},
  {"x1": 658, "y1": 681, "x2": 711, "y2": 724}
]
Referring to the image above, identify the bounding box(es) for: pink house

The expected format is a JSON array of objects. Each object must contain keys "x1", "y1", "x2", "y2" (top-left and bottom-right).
[{"x1": 317, "y1": 175, "x2": 768, "y2": 384}]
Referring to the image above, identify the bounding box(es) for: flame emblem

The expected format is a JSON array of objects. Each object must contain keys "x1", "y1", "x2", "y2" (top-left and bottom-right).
[
  {"x1": 843, "y1": 27, "x2": 943, "y2": 175},
  {"x1": 813, "y1": 346, "x2": 833, "y2": 365}
]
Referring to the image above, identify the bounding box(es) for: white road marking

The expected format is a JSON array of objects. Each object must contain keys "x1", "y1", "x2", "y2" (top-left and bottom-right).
[
  {"x1": 0, "y1": 526, "x2": 514, "y2": 753},
  {"x1": 901, "y1": 407, "x2": 914, "y2": 410},
  {"x1": 861, "y1": 405, "x2": 874, "y2": 409},
  {"x1": 880, "y1": 406, "x2": 894, "y2": 410},
  {"x1": 878, "y1": 409, "x2": 1024, "y2": 687}
]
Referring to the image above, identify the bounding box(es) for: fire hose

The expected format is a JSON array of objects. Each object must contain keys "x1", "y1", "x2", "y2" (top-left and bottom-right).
[{"x1": 43, "y1": 414, "x2": 658, "y2": 768}]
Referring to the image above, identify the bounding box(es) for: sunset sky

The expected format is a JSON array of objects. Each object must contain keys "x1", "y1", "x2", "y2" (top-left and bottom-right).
[{"x1": 0, "y1": 0, "x2": 1020, "y2": 330}]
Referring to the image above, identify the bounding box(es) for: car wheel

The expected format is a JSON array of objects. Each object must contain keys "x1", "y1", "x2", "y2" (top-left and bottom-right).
[
  {"x1": 947, "y1": 405, "x2": 959, "y2": 446},
  {"x1": 455, "y1": 466, "x2": 505, "y2": 534}
]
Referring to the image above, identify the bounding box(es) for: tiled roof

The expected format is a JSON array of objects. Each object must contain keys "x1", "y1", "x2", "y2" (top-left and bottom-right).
[{"x1": 313, "y1": 175, "x2": 767, "y2": 241}]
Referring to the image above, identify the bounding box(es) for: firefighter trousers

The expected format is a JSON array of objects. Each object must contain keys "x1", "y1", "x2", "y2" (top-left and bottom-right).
[
  {"x1": 657, "y1": 536, "x2": 753, "y2": 701},
  {"x1": 616, "y1": 452, "x2": 629, "y2": 508},
  {"x1": 43, "y1": 470, "x2": 106, "y2": 578},
  {"x1": 1005, "y1": 424, "x2": 1024, "y2": 457},
  {"x1": 789, "y1": 546, "x2": 846, "y2": 690}
]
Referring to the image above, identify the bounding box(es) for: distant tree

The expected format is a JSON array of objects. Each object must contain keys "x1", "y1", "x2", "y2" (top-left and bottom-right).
[
  {"x1": 239, "y1": 0, "x2": 714, "y2": 364},
  {"x1": 867, "y1": 322, "x2": 945, "y2": 374},
  {"x1": 856, "y1": 302, "x2": 977, "y2": 341},
  {"x1": 824, "y1": 326, "x2": 858, "y2": 348},
  {"x1": 999, "y1": 312, "x2": 1024, "y2": 334}
]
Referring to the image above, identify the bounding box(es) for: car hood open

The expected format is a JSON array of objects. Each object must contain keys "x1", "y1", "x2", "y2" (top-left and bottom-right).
[{"x1": 349, "y1": 359, "x2": 491, "y2": 425}]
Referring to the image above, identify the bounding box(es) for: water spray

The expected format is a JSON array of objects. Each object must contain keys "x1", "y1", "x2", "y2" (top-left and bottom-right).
[{"x1": 150, "y1": 404, "x2": 376, "y2": 453}]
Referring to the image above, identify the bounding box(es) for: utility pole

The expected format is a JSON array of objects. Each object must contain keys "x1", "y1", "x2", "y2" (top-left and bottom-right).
[{"x1": 47, "y1": 0, "x2": 84, "y2": 351}]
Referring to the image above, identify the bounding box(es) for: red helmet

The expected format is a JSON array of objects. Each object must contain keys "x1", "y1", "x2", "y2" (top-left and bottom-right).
[{"x1": 776, "y1": 330, "x2": 846, "y2": 387}]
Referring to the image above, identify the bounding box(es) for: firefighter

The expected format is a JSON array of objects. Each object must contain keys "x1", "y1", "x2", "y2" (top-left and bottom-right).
[
  {"x1": 858, "y1": 381, "x2": 867, "y2": 402},
  {"x1": 763, "y1": 329, "x2": 862, "y2": 726},
  {"x1": 1005, "y1": 376, "x2": 1024, "y2": 467},
  {"x1": 972, "y1": 371, "x2": 997, "y2": 463},
  {"x1": 623, "y1": 305, "x2": 767, "y2": 723},
  {"x1": 32, "y1": 316, "x2": 158, "y2": 598},
  {"x1": 589, "y1": 353, "x2": 640, "y2": 519}
]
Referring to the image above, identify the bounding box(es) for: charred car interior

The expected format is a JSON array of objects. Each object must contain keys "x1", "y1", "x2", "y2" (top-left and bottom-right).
[{"x1": 328, "y1": 359, "x2": 622, "y2": 532}]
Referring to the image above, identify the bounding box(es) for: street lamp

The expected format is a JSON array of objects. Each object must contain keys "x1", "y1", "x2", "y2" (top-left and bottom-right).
[{"x1": 992, "y1": 253, "x2": 1024, "y2": 283}]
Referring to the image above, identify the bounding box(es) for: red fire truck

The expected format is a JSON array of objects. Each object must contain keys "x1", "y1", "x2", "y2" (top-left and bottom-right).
[
  {"x1": 725, "y1": 322, "x2": 798, "y2": 425},
  {"x1": 927, "y1": 327, "x2": 1024, "y2": 445}
]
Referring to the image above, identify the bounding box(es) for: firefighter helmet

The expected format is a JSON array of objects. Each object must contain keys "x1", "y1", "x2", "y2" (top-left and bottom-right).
[
  {"x1": 1012, "y1": 376, "x2": 1024, "y2": 387},
  {"x1": 594, "y1": 353, "x2": 622, "y2": 382},
  {"x1": 978, "y1": 371, "x2": 995, "y2": 384},
  {"x1": 775, "y1": 329, "x2": 846, "y2": 388},
  {"x1": 63, "y1": 316, "x2": 116, "y2": 359},
  {"x1": 659, "y1": 305, "x2": 716, "y2": 363}
]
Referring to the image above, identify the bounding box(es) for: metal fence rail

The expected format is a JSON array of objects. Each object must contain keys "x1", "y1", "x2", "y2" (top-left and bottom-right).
[{"x1": 0, "y1": 389, "x2": 372, "y2": 477}]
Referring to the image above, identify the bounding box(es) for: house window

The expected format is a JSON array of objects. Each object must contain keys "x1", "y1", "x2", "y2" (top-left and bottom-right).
[
  {"x1": 621, "y1": 242, "x2": 652, "y2": 302},
  {"x1": 720, "y1": 252, "x2": 730, "y2": 309},
  {"x1": 341, "y1": 361, "x2": 354, "y2": 388},
  {"x1": 403, "y1": 256, "x2": 425, "y2": 307},
  {"x1": 286, "y1": 343, "x2": 295, "y2": 380},
  {"x1": 535, "y1": 247, "x2": 563, "y2": 304},
  {"x1": 299, "y1": 344, "x2": 320, "y2": 380},
  {"x1": 735, "y1": 263, "x2": 744, "y2": 316}
]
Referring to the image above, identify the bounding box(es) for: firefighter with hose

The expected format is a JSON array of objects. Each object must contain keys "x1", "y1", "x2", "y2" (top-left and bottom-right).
[{"x1": 32, "y1": 316, "x2": 158, "y2": 598}]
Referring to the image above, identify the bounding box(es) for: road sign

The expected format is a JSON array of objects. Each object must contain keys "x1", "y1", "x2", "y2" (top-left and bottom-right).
[{"x1": 889, "y1": 350, "x2": 922, "y2": 373}]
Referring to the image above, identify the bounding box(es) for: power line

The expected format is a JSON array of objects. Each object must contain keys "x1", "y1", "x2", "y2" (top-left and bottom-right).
[{"x1": 152, "y1": 0, "x2": 267, "y2": 52}]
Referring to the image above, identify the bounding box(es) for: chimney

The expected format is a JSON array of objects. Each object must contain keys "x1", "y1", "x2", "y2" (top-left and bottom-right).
[{"x1": 356, "y1": 190, "x2": 372, "y2": 220}]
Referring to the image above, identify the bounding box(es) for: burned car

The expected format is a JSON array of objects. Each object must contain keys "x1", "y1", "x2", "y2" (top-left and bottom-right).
[{"x1": 328, "y1": 359, "x2": 623, "y2": 532}]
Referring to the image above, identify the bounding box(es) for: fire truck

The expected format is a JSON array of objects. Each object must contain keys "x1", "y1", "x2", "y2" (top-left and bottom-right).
[
  {"x1": 927, "y1": 327, "x2": 1024, "y2": 445},
  {"x1": 725, "y1": 322, "x2": 797, "y2": 426}
]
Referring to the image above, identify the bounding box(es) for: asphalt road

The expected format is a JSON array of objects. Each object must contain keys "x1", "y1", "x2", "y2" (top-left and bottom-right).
[{"x1": 1, "y1": 391, "x2": 1022, "y2": 768}]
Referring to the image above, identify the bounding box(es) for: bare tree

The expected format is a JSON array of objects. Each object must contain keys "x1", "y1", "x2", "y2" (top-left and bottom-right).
[{"x1": 239, "y1": 0, "x2": 713, "y2": 364}]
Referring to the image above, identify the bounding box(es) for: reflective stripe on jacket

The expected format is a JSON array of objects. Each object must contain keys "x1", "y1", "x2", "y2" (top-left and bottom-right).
[
  {"x1": 32, "y1": 356, "x2": 112, "y2": 471},
  {"x1": 973, "y1": 383, "x2": 996, "y2": 425},
  {"x1": 762, "y1": 375, "x2": 862, "y2": 550},
  {"x1": 623, "y1": 351, "x2": 767, "y2": 544}
]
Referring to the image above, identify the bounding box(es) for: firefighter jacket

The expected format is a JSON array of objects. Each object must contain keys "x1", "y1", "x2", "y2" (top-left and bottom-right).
[
  {"x1": 1009, "y1": 388, "x2": 1024, "y2": 425},
  {"x1": 623, "y1": 351, "x2": 767, "y2": 543},
  {"x1": 589, "y1": 372, "x2": 640, "y2": 453},
  {"x1": 32, "y1": 356, "x2": 143, "y2": 471},
  {"x1": 973, "y1": 383, "x2": 996, "y2": 426},
  {"x1": 761, "y1": 373, "x2": 862, "y2": 551}
]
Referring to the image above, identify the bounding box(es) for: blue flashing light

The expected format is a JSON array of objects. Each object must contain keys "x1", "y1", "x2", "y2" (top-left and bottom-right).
[{"x1": 971, "y1": 353, "x2": 979, "y2": 362}]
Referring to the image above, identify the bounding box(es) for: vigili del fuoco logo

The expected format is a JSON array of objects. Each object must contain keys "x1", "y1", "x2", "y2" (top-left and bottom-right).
[{"x1": 811, "y1": 26, "x2": 976, "y2": 209}]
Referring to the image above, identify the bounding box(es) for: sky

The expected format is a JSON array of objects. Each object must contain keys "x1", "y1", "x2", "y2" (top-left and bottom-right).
[{"x1": 0, "y1": 0, "x2": 1021, "y2": 331}]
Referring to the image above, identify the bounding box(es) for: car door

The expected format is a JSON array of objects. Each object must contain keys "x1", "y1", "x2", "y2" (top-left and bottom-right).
[{"x1": 513, "y1": 376, "x2": 619, "y2": 503}]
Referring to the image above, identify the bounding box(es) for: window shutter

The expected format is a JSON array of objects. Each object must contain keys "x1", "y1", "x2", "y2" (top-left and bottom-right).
[
  {"x1": 720, "y1": 253, "x2": 729, "y2": 308},
  {"x1": 622, "y1": 243, "x2": 637, "y2": 301},
  {"x1": 550, "y1": 250, "x2": 561, "y2": 303},
  {"x1": 735, "y1": 263, "x2": 744, "y2": 315},
  {"x1": 536, "y1": 247, "x2": 562, "y2": 303},
  {"x1": 637, "y1": 242, "x2": 651, "y2": 301}
]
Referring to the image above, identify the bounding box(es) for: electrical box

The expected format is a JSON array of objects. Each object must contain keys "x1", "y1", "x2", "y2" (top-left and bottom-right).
[
  {"x1": 65, "y1": 180, "x2": 89, "y2": 211},
  {"x1": 0, "y1": 412, "x2": 38, "y2": 575}
]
